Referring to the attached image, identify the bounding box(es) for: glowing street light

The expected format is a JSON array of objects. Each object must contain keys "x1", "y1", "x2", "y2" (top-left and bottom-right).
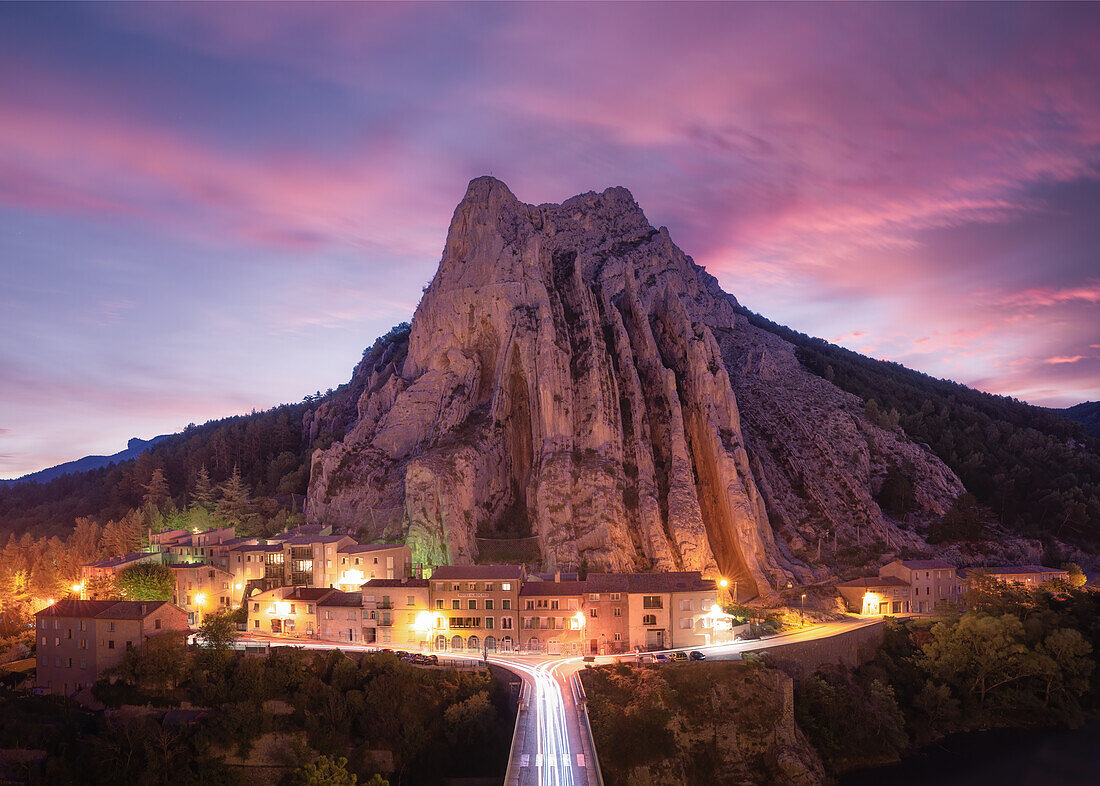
[
  {"x1": 862, "y1": 591, "x2": 879, "y2": 616},
  {"x1": 571, "y1": 610, "x2": 586, "y2": 631},
  {"x1": 800, "y1": 593, "x2": 807, "y2": 626}
]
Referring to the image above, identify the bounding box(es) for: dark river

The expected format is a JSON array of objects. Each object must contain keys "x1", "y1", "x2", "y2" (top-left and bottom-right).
[{"x1": 841, "y1": 719, "x2": 1100, "y2": 785}]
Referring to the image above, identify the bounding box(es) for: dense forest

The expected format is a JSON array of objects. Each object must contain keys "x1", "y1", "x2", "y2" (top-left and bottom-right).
[
  {"x1": 0, "y1": 323, "x2": 412, "y2": 542},
  {"x1": 0, "y1": 645, "x2": 514, "y2": 784},
  {"x1": 737, "y1": 306, "x2": 1100, "y2": 551}
]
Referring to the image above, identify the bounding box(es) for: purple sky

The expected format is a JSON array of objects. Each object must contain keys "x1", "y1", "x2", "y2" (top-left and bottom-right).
[{"x1": 2, "y1": 2, "x2": 1099, "y2": 479}]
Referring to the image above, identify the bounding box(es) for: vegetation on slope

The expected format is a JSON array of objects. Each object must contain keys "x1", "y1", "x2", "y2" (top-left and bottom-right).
[
  {"x1": 737, "y1": 306, "x2": 1100, "y2": 549},
  {"x1": 0, "y1": 646, "x2": 512, "y2": 785}
]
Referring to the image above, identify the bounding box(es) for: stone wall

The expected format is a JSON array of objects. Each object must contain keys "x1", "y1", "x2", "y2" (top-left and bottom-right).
[{"x1": 750, "y1": 621, "x2": 885, "y2": 679}]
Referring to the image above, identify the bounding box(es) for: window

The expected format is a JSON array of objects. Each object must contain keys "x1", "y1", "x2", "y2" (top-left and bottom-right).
[
  {"x1": 253, "y1": 603, "x2": 260, "y2": 612},
  {"x1": 589, "y1": 609, "x2": 598, "y2": 618},
  {"x1": 469, "y1": 600, "x2": 478, "y2": 610},
  {"x1": 485, "y1": 583, "x2": 494, "y2": 591},
  {"x1": 609, "y1": 593, "x2": 621, "y2": 601},
  {"x1": 500, "y1": 617, "x2": 513, "y2": 630},
  {"x1": 325, "y1": 611, "x2": 334, "y2": 620},
  {"x1": 290, "y1": 604, "x2": 297, "y2": 614},
  {"x1": 108, "y1": 640, "x2": 115, "y2": 649},
  {"x1": 452, "y1": 584, "x2": 460, "y2": 591},
  {"x1": 613, "y1": 633, "x2": 621, "y2": 641},
  {"x1": 502, "y1": 599, "x2": 511, "y2": 610},
  {"x1": 79, "y1": 620, "x2": 86, "y2": 631},
  {"x1": 254, "y1": 620, "x2": 259, "y2": 629},
  {"x1": 643, "y1": 614, "x2": 657, "y2": 626},
  {"x1": 501, "y1": 583, "x2": 512, "y2": 591},
  {"x1": 642, "y1": 596, "x2": 662, "y2": 609},
  {"x1": 613, "y1": 607, "x2": 622, "y2": 617},
  {"x1": 307, "y1": 605, "x2": 314, "y2": 614},
  {"x1": 436, "y1": 599, "x2": 444, "y2": 609},
  {"x1": 485, "y1": 617, "x2": 494, "y2": 630},
  {"x1": 407, "y1": 596, "x2": 415, "y2": 607},
  {"x1": 107, "y1": 621, "x2": 116, "y2": 632},
  {"x1": 551, "y1": 600, "x2": 559, "y2": 610},
  {"x1": 679, "y1": 599, "x2": 693, "y2": 612},
  {"x1": 485, "y1": 599, "x2": 494, "y2": 610},
  {"x1": 452, "y1": 600, "x2": 460, "y2": 610},
  {"x1": 679, "y1": 618, "x2": 692, "y2": 629},
  {"x1": 589, "y1": 593, "x2": 600, "y2": 601},
  {"x1": 526, "y1": 600, "x2": 535, "y2": 610}
]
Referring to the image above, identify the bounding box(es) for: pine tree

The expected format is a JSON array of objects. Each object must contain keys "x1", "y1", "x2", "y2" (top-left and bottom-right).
[
  {"x1": 217, "y1": 465, "x2": 253, "y2": 526},
  {"x1": 142, "y1": 468, "x2": 170, "y2": 509},
  {"x1": 191, "y1": 464, "x2": 217, "y2": 512}
]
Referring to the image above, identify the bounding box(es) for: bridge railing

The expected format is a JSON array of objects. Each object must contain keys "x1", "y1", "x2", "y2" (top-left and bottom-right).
[{"x1": 572, "y1": 671, "x2": 606, "y2": 786}]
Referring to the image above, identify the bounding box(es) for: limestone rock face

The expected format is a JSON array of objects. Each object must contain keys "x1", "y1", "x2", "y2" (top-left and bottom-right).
[{"x1": 306, "y1": 177, "x2": 964, "y2": 597}]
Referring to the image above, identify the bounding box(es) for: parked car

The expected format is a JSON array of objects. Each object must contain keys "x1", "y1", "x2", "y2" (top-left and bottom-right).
[
  {"x1": 689, "y1": 650, "x2": 706, "y2": 661},
  {"x1": 669, "y1": 651, "x2": 688, "y2": 662},
  {"x1": 654, "y1": 653, "x2": 671, "y2": 663}
]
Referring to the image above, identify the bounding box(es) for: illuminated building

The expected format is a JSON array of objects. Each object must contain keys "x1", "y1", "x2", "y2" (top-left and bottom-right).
[{"x1": 34, "y1": 600, "x2": 187, "y2": 696}]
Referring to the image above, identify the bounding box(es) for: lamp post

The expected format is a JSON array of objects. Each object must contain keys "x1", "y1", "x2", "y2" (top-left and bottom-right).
[{"x1": 800, "y1": 593, "x2": 806, "y2": 627}]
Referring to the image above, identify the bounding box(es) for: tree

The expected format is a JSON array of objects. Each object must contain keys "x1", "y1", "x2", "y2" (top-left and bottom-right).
[
  {"x1": 142, "y1": 468, "x2": 171, "y2": 510},
  {"x1": 217, "y1": 465, "x2": 253, "y2": 527},
  {"x1": 929, "y1": 493, "x2": 985, "y2": 542},
  {"x1": 1062, "y1": 563, "x2": 1088, "y2": 588},
  {"x1": 69, "y1": 517, "x2": 103, "y2": 565},
  {"x1": 287, "y1": 754, "x2": 358, "y2": 786},
  {"x1": 109, "y1": 631, "x2": 192, "y2": 692},
  {"x1": 190, "y1": 465, "x2": 217, "y2": 512},
  {"x1": 102, "y1": 510, "x2": 144, "y2": 557},
  {"x1": 198, "y1": 610, "x2": 239, "y2": 668},
  {"x1": 877, "y1": 467, "x2": 916, "y2": 517},
  {"x1": 116, "y1": 562, "x2": 175, "y2": 601}
]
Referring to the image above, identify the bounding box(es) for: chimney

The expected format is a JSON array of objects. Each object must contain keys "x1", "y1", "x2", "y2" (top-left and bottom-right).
[
  {"x1": 141, "y1": 603, "x2": 147, "y2": 616},
  {"x1": 554, "y1": 571, "x2": 561, "y2": 583}
]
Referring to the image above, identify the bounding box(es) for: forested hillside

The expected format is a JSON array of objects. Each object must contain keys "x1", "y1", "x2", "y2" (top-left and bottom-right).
[
  {"x1": 1063, "y1": 401, "x2": 1100, "y2": 440},
  {"x1": 736, "y1": 307, "x2": 1100, "y2": 550},
  {"x1": 0, "y1": 324, "x2": 413, "y2": 542}
]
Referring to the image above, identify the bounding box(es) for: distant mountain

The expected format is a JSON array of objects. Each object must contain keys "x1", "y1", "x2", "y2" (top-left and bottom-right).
[
  {"x1": 1, "y1": 435, "x2": 172, "y2": 485},
  {"x1": 1061, "y1": 401, "x2": 1100, "y2": 439}
]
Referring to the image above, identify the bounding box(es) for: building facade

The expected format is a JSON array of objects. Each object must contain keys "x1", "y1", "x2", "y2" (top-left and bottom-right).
[
  {"x1": 337, "y1": 544, "x2": 412, "y2": 590},
  {"x1": 880, "y1": 559, "x2": 961, "y2": 613},
  {"x1": 429, "y1": 566, "x2": 523, "y2": 653},
  {"x1": 246, "y1": 586, "x2": 335, "y2": 637},
  {"x1": 361, "y1": 578, "x2": 431, "y2": 648},
  {"x1": 169, "y1": 564, "x2": 236, "y2": 626},
  {"x1": 518, "y1": 580, "x2": 587, "y2": 654},
  {"x1": 35, "y1": 600, "x2": 188, "y2": 696}
]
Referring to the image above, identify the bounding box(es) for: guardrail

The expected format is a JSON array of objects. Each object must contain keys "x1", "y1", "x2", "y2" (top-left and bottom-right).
[
  {"x1": 502, "y1": 671, "x2": 529, "y2": 786},
  {"x1": 571, "y1": 670, "x2": 605, "y2": 786}
]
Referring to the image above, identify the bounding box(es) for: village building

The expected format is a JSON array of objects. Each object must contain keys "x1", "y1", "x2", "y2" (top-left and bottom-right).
[
  {"x1": 518, "y1": 579, "x2": 587, "y2": 655},
  {"x1": 281, "y1": 534, "x2": 356, "y2": 588},
  {"x1": 228, "y1": 543, "x2": 285, "y2": 596},
  {"x1": 246, "y1": 586, "x2": 335, "y2": 637},
  {"x1": 959, "y1": 565, "x2": 1069, "y2": 587},
  {"x1": 168, "y1": 563, "x2": 236, "y2": 626},
  {"x1": 429, "y1": 565, "x2": 523, "y2": 653},
  {"x1": 361, "y1": 578, "x2": 431, "y2": 648},
  {"x1": 317, "y1": 590, "x2": 365, "y2": 643},
  {"x1": 880, "y1": 559, "x2": 961, "y2": 613},
  {"x1": 80, "y1": 552, "x2": 162, "y2": 597},
  {"x1": 836, "y1": 575, "x2": 912, "y2": 615},
  {"x1": 34, "y1": 599, "x2": 187, "y2": 696},
  {"x1": 336, "y1": 543, "x2": 412, "y2": 590}
]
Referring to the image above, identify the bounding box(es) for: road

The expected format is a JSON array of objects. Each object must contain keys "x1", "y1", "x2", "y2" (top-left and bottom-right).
[{"x1": 238, "y1": 615, "x2": 883, "y2": 786}]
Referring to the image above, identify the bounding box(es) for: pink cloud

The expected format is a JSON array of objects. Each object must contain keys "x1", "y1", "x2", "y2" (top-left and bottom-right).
[{"x1": 1046, "y1": 355, "x2": 1086, "y2": 364}]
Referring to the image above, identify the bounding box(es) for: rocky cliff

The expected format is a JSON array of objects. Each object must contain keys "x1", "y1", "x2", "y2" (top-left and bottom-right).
[{"x1": 306, "y1": 177, "x2": 965, "y2": 597}]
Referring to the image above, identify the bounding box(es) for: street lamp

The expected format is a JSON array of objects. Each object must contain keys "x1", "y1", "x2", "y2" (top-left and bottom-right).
[{"x1": 800, "y1": 593, "x2": 806, "y2": 627}]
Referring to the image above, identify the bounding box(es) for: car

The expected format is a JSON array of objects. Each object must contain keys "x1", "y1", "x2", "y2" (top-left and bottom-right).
[
  {"x1": 582, "y1": 654, "x2": 596, "y2": 663},
  {"x1": 689, "y1": 650, "x2": 706, "y2": 661},
  {"x1": 669, "y1": 651, "x2": 688, "y2": 662},
  {"x1": 654, "y1": 653, "x2": 671, "y2": 663}
]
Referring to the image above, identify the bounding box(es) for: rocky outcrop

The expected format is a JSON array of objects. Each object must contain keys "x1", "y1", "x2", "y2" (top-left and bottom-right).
[{"x1": 306, "y1": 177, "x2": 964, "y2": 597}]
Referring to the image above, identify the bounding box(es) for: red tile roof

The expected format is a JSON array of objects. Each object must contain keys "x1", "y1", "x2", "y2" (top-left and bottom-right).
[
  {"x1": 431, "y1": 565, "x2": 525, "y2": 580},
  {"x1": 362, "y1": 578, "x2": 429, "y2": 588},
  {"x1": 585, "y1": 572, "x2": 717, "y2": 593},
  {"x1": 837, "y1": 576, "x2": 910, "y2": 589},
  {"x1": 36, "y1": 599, "x2": 179, "y2": 620},
  {"x1": 339, "y1": 543, "x2": 407, "y2": 554},
  {"x1": 520, "y1": 581, "x2": 589, "y2": 596},
  {"x1": 318, "y1": 591, "x2": 363, "y2": 607},
  {"x1": 891, "y1": 559, "x2": 954, "y2": 570}
]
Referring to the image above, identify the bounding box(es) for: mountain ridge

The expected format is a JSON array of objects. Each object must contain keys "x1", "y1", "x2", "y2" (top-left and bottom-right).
[{"x1": 1, "y1": 435, "x2": 172, "y2": 485}]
